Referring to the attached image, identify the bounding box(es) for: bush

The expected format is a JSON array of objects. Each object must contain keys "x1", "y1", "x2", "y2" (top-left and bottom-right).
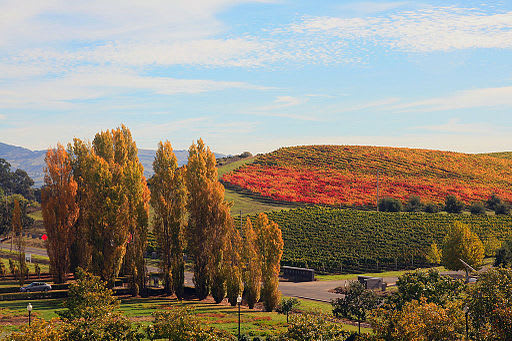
[
  {"x1": 486, "y1": 193, "x2": 503, "y2": 211},
  {"x1": 405, "y1": 196, "x2": 423, "y2": 212},
  {"x1": 469, "y1": 202, "x2": 486, "y2": 215},
  {"x1": 378, "y1": 197, "x2": 402, "y2": 212},
  {"x1": 444, "y1": 195, "x2": 464, "y2": 214},
  {"x1": 424, "y1": 202, "x2": 440, "y2": 213},
  {"x1": 495, "y1": 203, "x2": 510, "y2": 215}
]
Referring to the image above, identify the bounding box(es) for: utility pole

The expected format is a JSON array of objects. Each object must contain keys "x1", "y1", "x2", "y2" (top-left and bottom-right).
[
  {"x1": 376, "y1": 169, "x2": 380, "y2": 211},
  {"x1": 240, "y1": 210, "x2": 242, "y2": 233}
]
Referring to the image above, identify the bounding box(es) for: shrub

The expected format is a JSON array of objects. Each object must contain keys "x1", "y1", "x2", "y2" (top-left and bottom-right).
[
  {"x1": 486, "y1": 193, "x2": 503, "y2": 211},
  {"x1": 405, "y1": 196, "x2": 423, "y2": 212},
  {"x1": 444, "y1": 195, "x2": 464, "y2": 214},
  {"x1": 495, "y1": 203, "x2": 510, "y2": 215},
  {"x1": 424, "y1": 203, "x2": 440, "y2": 213},
  {"x1": 378, "y1": 197, "x2": 402, "y2": 212},
  {"x1": 469, "y1": 202, "x2": 486, "y2": 215}
]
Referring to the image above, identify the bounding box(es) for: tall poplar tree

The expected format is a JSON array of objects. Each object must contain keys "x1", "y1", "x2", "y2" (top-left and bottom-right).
[
  {"x1": 254, "y1": 213, "x2": 284, "y2": 312},
  {"x1": 67, "y1": 126, "x2": 149, "y2": 288},
  {"x1": 226, "y1": 223, "x2": 243, "y2": 306},
  {"x1": 12, "y1": 199, "x2": 27, "y2": 285},
  {"x1": 151, "y1": 141, "x2": 188, "y2": 298},
  {"x1": 42, "y1": 144, "x2": 79, "y2": 283},
  {"x1": 186, "y1": 139, "x2": 233, "y2": 301},
  {"x1": 242, "y1": 217, "x2": 261, "y2": 309}
]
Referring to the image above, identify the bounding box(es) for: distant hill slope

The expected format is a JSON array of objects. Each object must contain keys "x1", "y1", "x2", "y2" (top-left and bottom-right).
[
  {"x1": 223, "y1": 145, "x2": 512, "y2": 207},
  {"x1": 479, "y1": 151, "x2": 512, "y2": 160},
  {"x1": 0, "y1": 142, "x2": 224, "y2": 187}
]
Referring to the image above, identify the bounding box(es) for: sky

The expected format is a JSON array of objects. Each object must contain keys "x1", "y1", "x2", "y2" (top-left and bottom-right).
[{"x1": 1, "y1": 0, "x2": 512, "y2": 155}]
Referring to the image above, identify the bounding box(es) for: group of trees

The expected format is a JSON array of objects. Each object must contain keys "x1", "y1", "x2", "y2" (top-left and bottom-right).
[
  {"x1": 41, "y1": 126, "x2": 284, "y2": 311},
  {"x1": 42, "y1": 126, "x2": 149, "y2": 295},
  {"x1": 0, "y1": 159, "x2": 35, "y2": 201},
  {"x1": 331, "y1": 268, "x2": 512, "y2": 340},
  {"x1": 150, "y1": 138, "x2": 283, "y2": 310},
  {"x1": 378, "y1": 194, "x2": 511, "y2": 215}
]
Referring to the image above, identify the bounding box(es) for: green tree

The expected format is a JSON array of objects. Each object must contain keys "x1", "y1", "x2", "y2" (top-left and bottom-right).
[
  {"x1": 444, "y1": 195, "x2": 464, "y2": 213},
  {"x1": 378, "y1": 197, "x2": 402, "y2": 212},
  {"x1": 466, "y1": 268, "x2": 512, "y2": 340},
  {"x1": 424, "y1": 202, "x2": 440, "y2": 213},
  {"x1": 59, "y1": 267, "x2": 119, "y2": 321},
  {"x1": 441, "y1": 221, "x2": 484, "y2": 271},
  {"x1": 425, "y1": 243, "x2": 442, "y2": 264},
  {"x1": 277, "y1": 297, "x2": 301, "y2": 323},
  {"x1": 495, "y1": 239, "x2": 512, "y2": 267},
  {"x1": 469, "y1": 202, "x2": 486, "y2": 215},
  {"x1": 405, "y1": 196, "x2": 423, "y2": 212},
  {"x1": 332, "y1": 281, "x2": 380, "y2": 334},
  {"x1": 486, "y1": 193, "x2": 503, "y2": 211},
  {"x1": 151, "y1": 141, "x2": 188, "y2": 298},
  {"x1": 393, "y1": 269, "x2": 465, "y2": 308}
]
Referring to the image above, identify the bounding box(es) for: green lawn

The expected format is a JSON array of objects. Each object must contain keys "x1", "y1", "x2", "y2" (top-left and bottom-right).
[
  {"x1": 0, "y1": 295, "x2": 369, "y2": 337},
  {"x1": 315, "y1": 266, "x2": 447, "y2": 281}
]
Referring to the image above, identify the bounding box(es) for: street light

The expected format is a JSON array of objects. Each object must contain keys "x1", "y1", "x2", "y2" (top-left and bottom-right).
[
  {"x1": 237, "y1": 295, "x2": 242, "y2": 339},
  {"x1": 463, "y1": 305, "x2": 469, "y2": 339},
  {"x1": 27, "y1": 303, "x2": 32, "y2": 326}
]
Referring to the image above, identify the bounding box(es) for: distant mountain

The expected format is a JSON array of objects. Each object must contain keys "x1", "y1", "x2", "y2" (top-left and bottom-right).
[{"x1": 0, "y1": 142, "x2": 225, "y2": 187}]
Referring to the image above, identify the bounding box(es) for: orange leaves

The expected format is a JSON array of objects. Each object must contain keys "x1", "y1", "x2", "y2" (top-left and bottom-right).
[
  {"x1": 42, "y1": 144, "x2": 79, "y2": 283},
  {"x1": 223, "y1": 145, "x2": 512, "y2": 206}
]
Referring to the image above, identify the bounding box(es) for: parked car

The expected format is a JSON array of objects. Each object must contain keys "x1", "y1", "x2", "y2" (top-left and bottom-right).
[{"x1": 20, "y1": 282, "x2": 52, "y2": 292}]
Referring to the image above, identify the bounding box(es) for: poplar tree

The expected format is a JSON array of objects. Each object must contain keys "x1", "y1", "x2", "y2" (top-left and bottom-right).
[
  {"x1": 254, "y1": 213, "x2": 283, "y2": 312},
  {"x1": 12, "y1": 198, "x2": 27, "y2": 285},
  {"x1": 241, "y1": 217, "x2": 261, "y2": 309},
  {"x1": 442, "y1": 221, "x2": 484, "y2": 271},
  {"x1": 42, "y1": 144, "x2": 79, "y2": 283},
  {"x1": 151, "y1": 141, "x2": 188, "y2": 298},
  {"x1": 225, "y1": 220, "x2": 243, "y2": 306},
  {"x1": 186, "y1": 139, "x2": 233, "y2": 301}
]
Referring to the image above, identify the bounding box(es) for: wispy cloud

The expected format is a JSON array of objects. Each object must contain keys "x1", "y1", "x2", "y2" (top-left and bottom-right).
[
  {"x1": 338, "y1": 1, "x2": 410, "y2": 15},
  {"x1": 288, "y1": 6, "x2": 512, "y2": 52},
  {"x1": 414, "y1": 118, "x2": 500, "y2": 134},
  {"x1": 393, "y1": 86, "x2": 512, "y2": 112}
]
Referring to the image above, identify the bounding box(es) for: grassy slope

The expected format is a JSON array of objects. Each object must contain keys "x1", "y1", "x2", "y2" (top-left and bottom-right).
[{"x1": 218, "y1": 157, "x2": 297, "y2": 216}]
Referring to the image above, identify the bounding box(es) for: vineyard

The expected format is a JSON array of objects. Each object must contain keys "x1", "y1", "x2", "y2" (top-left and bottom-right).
[
  {"x1": 222, "y1": 145, "x2": 512, "y2": 207},
  {"x1": 266, "y1": 206, "x2": 512, "y2": 273}
]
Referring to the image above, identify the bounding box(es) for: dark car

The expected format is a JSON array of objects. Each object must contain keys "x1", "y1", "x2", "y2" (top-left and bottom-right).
[{"x1": 20, "y1": 282, "x2": 52, "y2": 292}]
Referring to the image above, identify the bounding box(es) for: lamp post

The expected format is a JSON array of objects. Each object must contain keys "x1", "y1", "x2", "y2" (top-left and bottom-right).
[
  {"x1": 237, "y1": 295, "x2": 242, "y2": 339},
  {"x1": 27, "y1": 303, "x2": 32, "y2": 326},
  {"x1": 463, "y1": 305, "x2": 469, "y2": 339}
]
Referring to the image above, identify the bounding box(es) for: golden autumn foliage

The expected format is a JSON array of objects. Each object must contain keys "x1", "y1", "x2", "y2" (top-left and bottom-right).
[
  {"x1": 254, "y1": 213, "x2": 283, "y2": 312},
  {"x1": 42, "y1": 144, "x2": 79, "y2": 283},
  {"x1": 241, "y1": 217, "x2": 261, "y2": 309},
  {"x1": 185, "y1": 138, "x2": 234, "y2": 301},
  {"x1": 441, "y1": 221, "x2": 484, "y2": 271},
  {"x1": 370, "y1": 298, "x2": 466, "y2": 340},
  {"x1": 67, "y1": 125, "x2": 149, "y2": 288},
  {"x1": 151, "y1": 141, "x2": 188, "y2": 298}
]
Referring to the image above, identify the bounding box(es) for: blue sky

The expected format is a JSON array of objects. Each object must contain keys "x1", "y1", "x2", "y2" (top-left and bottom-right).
[{"x1": 1, "y1": 0, "x2": 512, "y2": 155}]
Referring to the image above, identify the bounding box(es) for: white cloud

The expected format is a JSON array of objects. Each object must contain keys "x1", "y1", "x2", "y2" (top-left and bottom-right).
[
  {"x1": 393, "y1": 86, "x2": 512, "y2": 112},
  {"x1": 338, "y1": 1, "x2": 410, "y2": 15},
  {"x1": 0, "y1": 67, "x2": 269, "y2": 108},
  {"x1": 414, "y1": 118, "x2": 500, "y2": 134},
  {"x1": 289, "y1": 6, "x2": 512, "y2": 52}
]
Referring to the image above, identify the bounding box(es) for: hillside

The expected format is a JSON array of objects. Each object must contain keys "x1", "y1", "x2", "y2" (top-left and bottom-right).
[
  {"x1": 223, "y1": 145, "x2": 512, "y2": 207},
  {"x1": 268, "y1": 206, "x2": 511, "y2": 273},
  {"x1": 0, "y1": 142, "x2": 224, "y2": 186}
]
